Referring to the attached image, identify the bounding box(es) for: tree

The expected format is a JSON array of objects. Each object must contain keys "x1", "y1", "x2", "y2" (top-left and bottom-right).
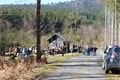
[{"x1": 106, "y1": 0, "x2": 120, "y2": 45}]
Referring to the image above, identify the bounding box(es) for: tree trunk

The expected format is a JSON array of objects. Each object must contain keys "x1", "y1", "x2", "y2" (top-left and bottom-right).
[
  {"x1": 105, "y1": 2, "x2": 107, "y2": 46},
  {"x1": 114, "y1": 0, "x2": 117, "y2": 45},
  {"x1": 111, "y1": 10, "x2": 114, "y2": 44}
]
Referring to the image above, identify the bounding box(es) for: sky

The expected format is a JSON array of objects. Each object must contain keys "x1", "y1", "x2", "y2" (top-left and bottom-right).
[{"x1": 0, "y1": 0, "x2": 72, "y2": 5}]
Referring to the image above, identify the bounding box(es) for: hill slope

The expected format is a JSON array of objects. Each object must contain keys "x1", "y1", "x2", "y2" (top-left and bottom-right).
[{"x1": 0, "y1": 0, "x2": 104, "y2": 47}]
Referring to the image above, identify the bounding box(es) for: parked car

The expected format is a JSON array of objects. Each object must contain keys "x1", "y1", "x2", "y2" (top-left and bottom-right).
[{"x1": 103, "y1": 45, "x2": 120, "y2": 74}]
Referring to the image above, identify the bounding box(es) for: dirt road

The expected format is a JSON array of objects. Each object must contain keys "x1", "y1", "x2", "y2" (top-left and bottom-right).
[{"x1": 37, "y1": 55, "x2": 110, "y2": 80}]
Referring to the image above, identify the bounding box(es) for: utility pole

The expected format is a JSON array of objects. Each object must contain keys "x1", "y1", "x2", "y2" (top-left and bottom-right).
[{"x1": 36, "y1": 0, "x2": 41, "y2": 63}]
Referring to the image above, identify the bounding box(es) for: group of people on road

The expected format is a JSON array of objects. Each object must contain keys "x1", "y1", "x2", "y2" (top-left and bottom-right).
[
  {"x1": 71, "y1": 44, "x2": 83, "y2": 53},
  {"x1": 47, "y1": 44, "x2": 83, "y2": 56},
  {"x1": 0, "y1": 43, "x2": 98, "y2": 60},
  {"x1": 47, "y1": 45, "x2": 67, "y2": 56},
  {"x1": 83, "y1": 45, "x2": 97, "y2": 56},
  {"x1": 47, "y1": 44, "x2": 97, "y2": 56}
]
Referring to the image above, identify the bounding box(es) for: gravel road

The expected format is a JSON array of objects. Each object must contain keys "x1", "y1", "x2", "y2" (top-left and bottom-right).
[{"x1": 37, "y1": 55, "x2": 109, "y2": 80}]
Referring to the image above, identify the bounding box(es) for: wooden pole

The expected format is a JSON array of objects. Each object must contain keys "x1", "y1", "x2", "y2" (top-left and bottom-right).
[{"x1": 36, "y1": 0, "x2": 41, "y2": 63}]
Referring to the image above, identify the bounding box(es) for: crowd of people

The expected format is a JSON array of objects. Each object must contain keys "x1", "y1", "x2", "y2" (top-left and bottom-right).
[
  {"x1": 47, "y1": 45, "x2": 67, "y2": 56},
  {"x1": 83, "y1": 45, "x2": 97, "y2": 56},
  {"x1": 0, "y1": 44, "x2": 98, "y2": 59},
  {"x1": 70, "y1": 44, "x2": 83, "y2": 53},
  {"x1": 0, "y1": 46, "x2": 37, "y2": 59},
  {"x1": 47, "y1": 44, "x2": 83, "y2": 56}
]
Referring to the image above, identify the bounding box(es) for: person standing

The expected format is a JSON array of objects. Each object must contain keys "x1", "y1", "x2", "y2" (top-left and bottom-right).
[
  {"x1": 93, "y1": 47, "x2": 97, "y2": 56},
  {"x1": 61, "y1": 47, "x2": 64, "y2": 56},
  {"x1": 21, "y1": 48, "x2": 25, "y2": 59}
]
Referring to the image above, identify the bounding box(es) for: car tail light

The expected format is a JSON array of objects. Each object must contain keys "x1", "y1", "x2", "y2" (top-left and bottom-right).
[{"x1": 111, "y1": 54, "x2": 115, "y2": 59}]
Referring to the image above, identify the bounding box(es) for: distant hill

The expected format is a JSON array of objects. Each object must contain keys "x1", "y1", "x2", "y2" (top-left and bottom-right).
[
  {"x1": 42, "y1": 0, "x2": 103, "y2": 13},
  {"x1": 1, "y1": 0, "x2": 103, "y2": 13}
]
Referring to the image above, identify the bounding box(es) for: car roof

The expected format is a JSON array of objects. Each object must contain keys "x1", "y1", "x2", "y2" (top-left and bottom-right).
[{"x1": 106, "y1": 46, "x2": 113, "y2": 52}]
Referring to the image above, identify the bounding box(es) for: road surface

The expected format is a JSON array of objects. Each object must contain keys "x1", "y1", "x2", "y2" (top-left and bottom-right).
[{"x1": 37, "y1": 56, "x2": 109, "y2": 80}]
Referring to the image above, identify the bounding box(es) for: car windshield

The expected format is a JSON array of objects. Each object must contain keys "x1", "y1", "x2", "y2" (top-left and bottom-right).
[
  {"x1": 107, "y1": 48, "x2": 113, "y2": 54},
  {"x1": 114, "y1": 47, "x2": 120, "y2": 55}
]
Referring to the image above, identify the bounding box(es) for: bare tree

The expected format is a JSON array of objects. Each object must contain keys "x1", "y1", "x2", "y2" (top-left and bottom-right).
[
  {"x1": 114, "y1": 0, "x2": 117, "y2": 45},
  {"x1": 105, "y1": 1, "x2": 107, "y2": 46},
  {"x1": 111, "y1": 9, "x2": 114, "y2": 45}
]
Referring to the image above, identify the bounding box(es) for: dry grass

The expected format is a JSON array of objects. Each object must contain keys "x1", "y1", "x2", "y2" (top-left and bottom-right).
[
  {"x1": 107, "y1": 74, "x2": 120, "y2": 80},
  {"x1": 0, "y1": 53, "x2": 80, "y2": 80},
  {"x1": 0, "y1": 56, "x2": 35, "y2": 80}
]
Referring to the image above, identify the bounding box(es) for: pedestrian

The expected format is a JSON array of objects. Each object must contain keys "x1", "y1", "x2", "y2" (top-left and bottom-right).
[
  {"x1": 87, "y1": 47, "x2": 90, "y2": 56},
  {"x1": 28, "y1": 47, "x2": 32, "y2": 56},
  {"x1": 89, "y1": 46, "x2": 94, "y2": 56},
  {"x1": 62, "y1": 46, "x2": 66, "y2": 56},
  {"x1": 16, "y1": 46, "x2": 21, "y2": 56},
  {"x1": 21, "y1": 48, "x2": 25, "y2": 59},
  {"x1": 9, "y1": 47, "x2": 13, "y2": 56},
  {"x1": 61, "y1": 47, "x2": 64, "y2": 56},
  {"x1": 93, "y1": 47, "x2": 97, "y2": 56},
  {"x1": 25, "y1": 48, "x2": 29, "y2": 58}
]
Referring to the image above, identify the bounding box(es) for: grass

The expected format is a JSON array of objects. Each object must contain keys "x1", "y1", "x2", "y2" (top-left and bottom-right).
[
  {"x1": 107, "y1": 74, "x2": 120, "y2": 80},
  {"x1": 48, "y1": 53, "x2": 80, "y2": 64},
  {"x1": 0, "y1": 53, "x2": 80, "y2": 80}
]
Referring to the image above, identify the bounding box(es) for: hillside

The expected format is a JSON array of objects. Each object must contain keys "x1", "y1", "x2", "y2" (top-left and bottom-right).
[
  {"x1": 0, "y1": 0, "x2": 105, "y2": 48},
  {"x1": 43, "y1": 0, "x2": 103, "y2": 12}
]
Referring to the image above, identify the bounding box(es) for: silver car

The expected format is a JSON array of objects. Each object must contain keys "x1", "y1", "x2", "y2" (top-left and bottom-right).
[{"x1": 103, "y1": 46, "x2": 120, "y2": 74}]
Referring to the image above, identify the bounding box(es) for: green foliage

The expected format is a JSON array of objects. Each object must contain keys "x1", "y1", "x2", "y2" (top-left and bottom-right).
[{"x1": 0, "y1": 0, "x2": 106, "y2": 48}]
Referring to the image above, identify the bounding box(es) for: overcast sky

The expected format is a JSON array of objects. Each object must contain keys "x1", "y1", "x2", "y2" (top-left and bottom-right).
[{"x1": 0, "y1": 0, "x2": 72, "y2": 5}]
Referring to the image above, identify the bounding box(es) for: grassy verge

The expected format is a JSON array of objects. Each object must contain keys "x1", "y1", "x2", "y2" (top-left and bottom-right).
[
  {"x1": 107, "y1": 74, "x2": 120, "y2": 80},
  {"x1": 15, "y1": 53, "x2": 80, "y2": 80}
]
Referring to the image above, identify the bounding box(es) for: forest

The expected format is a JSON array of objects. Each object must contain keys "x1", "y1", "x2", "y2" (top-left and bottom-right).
[{"x1": 0, "y1": 0, "x2": 107, "y2": 49}]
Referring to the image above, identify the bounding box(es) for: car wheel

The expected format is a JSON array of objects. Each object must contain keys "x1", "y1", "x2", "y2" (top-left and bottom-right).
[
  {"x1": 111, "y1": 69, "x2": 119, "y2": 74},
  {"x1": 111, "y1": 69, "x2": 115, "y2": 74},
  {"x1": 105, "y1": 69, "x2": 109, "y2": 74},
  {"x1": 105, "y1": 63, "x2": 109, "y2": 74}
]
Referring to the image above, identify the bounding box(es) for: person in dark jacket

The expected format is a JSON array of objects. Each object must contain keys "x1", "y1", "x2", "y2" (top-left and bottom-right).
[{"x1": 87, "y1": 47, "x2": 90, "y2": 56}]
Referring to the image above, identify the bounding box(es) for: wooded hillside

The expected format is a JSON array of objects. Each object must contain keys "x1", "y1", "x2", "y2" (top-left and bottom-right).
[{"x1": 0, "y1": 0, "x2": 105, "y2": 48}]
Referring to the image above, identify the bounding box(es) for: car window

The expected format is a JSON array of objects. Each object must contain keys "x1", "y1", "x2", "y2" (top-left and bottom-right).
[
  {"x1": 108, "y1": 48, "x2": 113, "y2": 54},
  {"x1": 106, "y1": 48, "x2": 109, "y2": 53},
  {"x1": 114, "y1": 48, "x2": 120, "y2": 55}
]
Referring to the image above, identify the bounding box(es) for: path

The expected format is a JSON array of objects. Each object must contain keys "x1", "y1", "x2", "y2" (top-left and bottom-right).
[{"x1": 37, "y1": 56, "x2": 108, "y2": 80}]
